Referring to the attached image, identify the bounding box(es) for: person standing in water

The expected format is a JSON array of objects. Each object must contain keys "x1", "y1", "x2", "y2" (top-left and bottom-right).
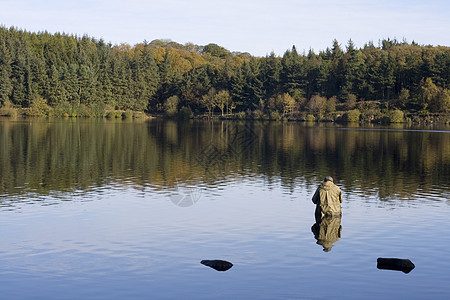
[
  {"x1": 312, "y1": 176, "x2": 342, "y2": 219},
  {"x1": 311, "y1": 176, "x2": 343, "y2": 251}
]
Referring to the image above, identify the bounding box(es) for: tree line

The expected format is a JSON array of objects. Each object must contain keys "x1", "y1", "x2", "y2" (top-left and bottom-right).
[{"x1": 0, "y1": 26, "x2": 449, "y2": 121}]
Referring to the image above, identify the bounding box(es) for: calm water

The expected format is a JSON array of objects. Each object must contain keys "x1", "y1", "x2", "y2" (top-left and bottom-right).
[{"x1": 0, "y1": 118, "x2": 449, "y2": 299}]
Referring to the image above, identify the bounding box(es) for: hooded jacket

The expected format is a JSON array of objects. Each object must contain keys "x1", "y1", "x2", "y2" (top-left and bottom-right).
[{"x1": 312, "y1": 180, "x2": 343, "y2": 218}]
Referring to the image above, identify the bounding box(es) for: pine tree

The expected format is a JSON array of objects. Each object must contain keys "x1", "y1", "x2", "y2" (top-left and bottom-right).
[
  {"x1": 133, "y1": 44, "x2": 159, "y2": 111},
  {"x1": 0, "y1": 40, "x2": 12, "y2": 105},
  {"x1": 259, "y1": 52, "x2": 281, "y2": 100}
]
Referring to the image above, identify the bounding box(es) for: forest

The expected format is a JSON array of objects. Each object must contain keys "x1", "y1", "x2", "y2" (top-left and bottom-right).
[{"x1": 0, "y1": 26, "x2": 449, "y2": 122}]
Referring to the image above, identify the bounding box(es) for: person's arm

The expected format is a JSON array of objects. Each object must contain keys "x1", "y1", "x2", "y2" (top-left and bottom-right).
[{"x1": 312, "y1": 188, "x2": 319, "y2": 204}]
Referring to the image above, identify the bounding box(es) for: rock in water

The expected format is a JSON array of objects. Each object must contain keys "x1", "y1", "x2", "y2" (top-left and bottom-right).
[
  {"x1": 377, "y1": 258, "x2": 415, "y2": 273},
  {"x1": 201, "y1": 260, "x2": 233, "y2": 271}
]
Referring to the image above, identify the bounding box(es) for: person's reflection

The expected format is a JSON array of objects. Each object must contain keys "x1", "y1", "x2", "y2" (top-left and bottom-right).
[{"x1": 311, "y1": 215, "x2": 342, "y2": 252}]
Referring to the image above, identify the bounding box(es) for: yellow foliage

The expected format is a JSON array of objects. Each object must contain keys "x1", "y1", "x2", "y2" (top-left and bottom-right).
[
  {"x1": 152, "y1": 46, "x2": 166, "y2": 62},
  {"x1": 25, "y1": 98, "x2": 53, "y2": 117}
]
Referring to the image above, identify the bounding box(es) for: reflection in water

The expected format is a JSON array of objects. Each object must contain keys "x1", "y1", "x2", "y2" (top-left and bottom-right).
[
  {"x1": 0, "y1": 119, "x2": 448, "y2": 299},
  {"x1": 201, "y1": 260, "x2": 233, "y2": 272},
  {"x1": 0, "y1": 118, "x2": 449, "y2": 209},
  {"x1": 311, "y1": 216, "x2": 342, "y2": 252}
]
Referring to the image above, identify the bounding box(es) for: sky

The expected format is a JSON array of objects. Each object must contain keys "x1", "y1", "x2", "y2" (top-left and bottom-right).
[{"x1": 1, "y1": 0, "x2": 449, "y2": 56}]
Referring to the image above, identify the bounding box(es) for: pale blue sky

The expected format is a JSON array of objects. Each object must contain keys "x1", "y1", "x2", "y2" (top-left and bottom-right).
[{"x1": 1, "y1": 0, "x2": 449, "y2": 56}]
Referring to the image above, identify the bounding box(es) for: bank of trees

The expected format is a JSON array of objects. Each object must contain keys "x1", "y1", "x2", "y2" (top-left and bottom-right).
[{"x1": 0, "y1": 26, "x2": 449, "y2": 121}]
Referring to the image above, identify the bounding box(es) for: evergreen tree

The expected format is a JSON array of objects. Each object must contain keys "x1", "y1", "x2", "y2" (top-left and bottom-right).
[
  {"x1": 379, "y1": 52, "x2": 395, "y2": 100},
  {"x1": 259, "y1": 52, "x2": 281, "y2": 100},
  {"x1": 281, "y1": 46, "x2": 306, "y2": 97},
  {"x1": 61, "y1": 64, "x2": 80, "y2": 104},
  {"x1": 0, "y1": 40, "x2": 12, "y2": 105},
  {"x1": 10, "y1": 36, "x2": 32, "y2": 106},
  {"x1": 46, "y1": 65, "x2": 66, "y2": 105},
  {"x1": 341, "y1": 39, "x2": 363, "y2": 97},
  {"x1": 78, "y1": 64, "x2": 97, "y2": 105},
  {"x1": 29, "y1": 55, "x2": 48, "y2": 101},
  {"x1": 230, "y1": 65, "x2": 246, "y2": 110},
  {"x1": 328, "y1": 39, "x2": 344, "y2": 97}
]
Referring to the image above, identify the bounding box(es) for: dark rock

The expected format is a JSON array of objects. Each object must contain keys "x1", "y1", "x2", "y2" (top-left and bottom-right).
[
  {"x1": 201, "y1": 259, "x2": 233, "y2": 271},
  {"x1": 377, "y1": 257, "x2": 415, "y2": 274}
]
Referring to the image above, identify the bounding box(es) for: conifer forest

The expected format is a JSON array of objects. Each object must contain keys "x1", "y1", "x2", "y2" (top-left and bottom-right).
[{"x1": 0, "y1": 26, "x2": 449, "y2": 122}]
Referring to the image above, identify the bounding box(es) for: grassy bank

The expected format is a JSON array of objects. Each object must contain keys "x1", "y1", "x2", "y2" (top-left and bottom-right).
[
  {"x1": 0, "y1": 99, "x2": 151, "y2": 120},
  {"x1": 1, "y1": 99, "x2": 448, "y2": 125}
]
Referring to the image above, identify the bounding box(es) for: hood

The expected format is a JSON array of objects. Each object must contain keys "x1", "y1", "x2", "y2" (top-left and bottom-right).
[{"x1": 320, "y1": 181, "x2": 334, "y2": 191}]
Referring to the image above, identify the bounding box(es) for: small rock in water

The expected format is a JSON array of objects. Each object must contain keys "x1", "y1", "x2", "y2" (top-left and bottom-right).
[
  {"x1": 377, "y1": 257, "x2": 415, "y2": 274},
  {"x1": 201, "y1": 260, "x2": 233, "y2": 271}
]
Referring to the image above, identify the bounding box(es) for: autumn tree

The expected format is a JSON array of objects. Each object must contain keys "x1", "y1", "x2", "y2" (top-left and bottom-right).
[
  {"x1": 201, "y1": 88, "x2": 217, "y2": 117},
  {"x1": 306, "y1": 95, "x2": 327, "y2": 117},
  {"x1": 345, "y1": 93, "x2": 357, "y2": 110},
  {"x1": 325, "y1": 96, "x2": 337, "y2": 115},
  {"x1": 164, "y1": 95, "x2": 179, "y2": 117},
  {"x1": 281, "y1": 92, "x2": 296, "y2": 117},
  {"x1": 213, "y1": 90, "x2": 232, "y2": 116},
  {"x1": 420, "y1": 78, "x2": 440, "y2": 112},
  {"x1": 392, "y1": 88, "x2": 410, "y2": 109}
]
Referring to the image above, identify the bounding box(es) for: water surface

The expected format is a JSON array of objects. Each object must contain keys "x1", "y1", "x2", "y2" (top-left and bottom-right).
[{"x1": 0, "y1": 118, "x2": 449, "y2": 299}]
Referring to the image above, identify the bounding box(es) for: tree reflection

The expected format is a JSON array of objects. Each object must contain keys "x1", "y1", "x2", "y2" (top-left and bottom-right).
[{"x1": 0, "y1": 119, "x2": 449, "y2": 206}]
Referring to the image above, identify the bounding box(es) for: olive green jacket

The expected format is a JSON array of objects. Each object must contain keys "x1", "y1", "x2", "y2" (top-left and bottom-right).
[{"x1": 312, "y1": 181, "x2": 343, "y2": 218}]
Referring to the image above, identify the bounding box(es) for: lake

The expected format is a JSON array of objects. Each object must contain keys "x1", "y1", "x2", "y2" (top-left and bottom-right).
[{"x1": 0, "y1": 118, "x2": 449, "y2": 299}]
